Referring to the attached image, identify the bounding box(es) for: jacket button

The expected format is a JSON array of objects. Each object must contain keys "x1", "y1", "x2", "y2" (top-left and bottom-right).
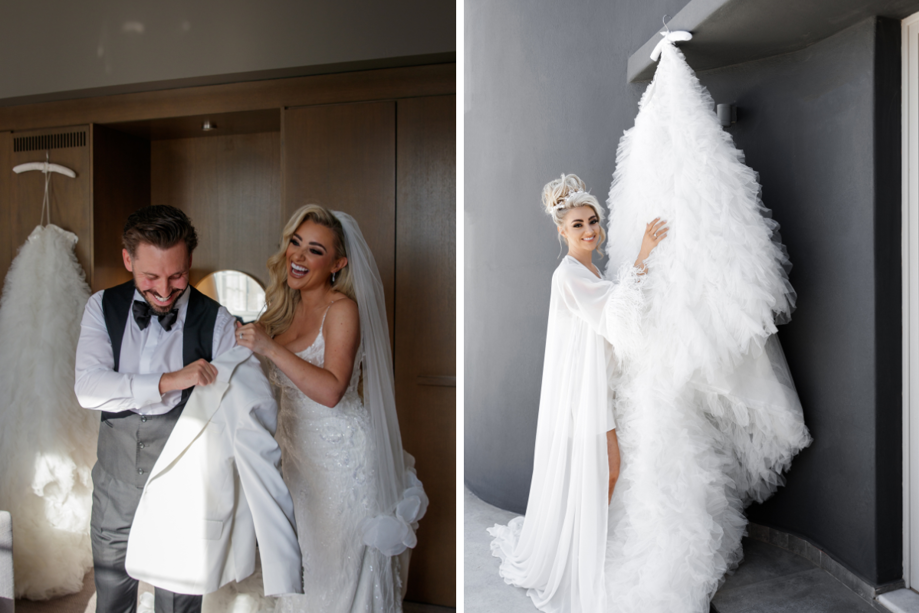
[
  {"x1": 138, "y1": 442, "x2": 145, "y2": 449},
  {"x1": 140, "y1": 416, "x2": 147, "y2": 423},
  {"x1": 137, "y1": 468, "x2": 144, "y2": 475}
]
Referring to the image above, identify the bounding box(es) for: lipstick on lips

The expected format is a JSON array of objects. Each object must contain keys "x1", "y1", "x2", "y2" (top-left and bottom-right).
[{"x1": 290, "y1": 262, "x2": 308, "y2": 279}]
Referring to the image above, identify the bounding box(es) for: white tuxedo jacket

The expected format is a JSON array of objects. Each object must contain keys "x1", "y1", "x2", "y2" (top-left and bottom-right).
[{"x1": 125, "y1": 346, "x2": 302, "y2": 596}]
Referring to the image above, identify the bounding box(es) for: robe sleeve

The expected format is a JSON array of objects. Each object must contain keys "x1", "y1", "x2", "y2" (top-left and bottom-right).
[{"x1": 557, "y1": 262, "x2": 645, "y2": 363}]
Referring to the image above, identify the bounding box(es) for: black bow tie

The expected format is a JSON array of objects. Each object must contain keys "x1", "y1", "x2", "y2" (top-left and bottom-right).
[{"x1": 133, "y1": 300, "x2": 179, "y2": 331}]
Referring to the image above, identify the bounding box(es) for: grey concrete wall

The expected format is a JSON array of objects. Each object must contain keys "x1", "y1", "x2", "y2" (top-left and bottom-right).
[
  {"x1": 0, "y1": 0, "x2": 454, "y2": 104},
  {"x1": 700, "y1": 17, "x2": 902, "y2": 586},
  {"x1": 465, "y1": 1, "x2": 902, "y2": 586},
  {"x1": 464, "y1": 0, "x2": 692, "y2": 512}
]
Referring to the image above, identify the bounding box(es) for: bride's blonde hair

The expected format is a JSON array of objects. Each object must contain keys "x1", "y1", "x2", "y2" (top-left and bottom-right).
[
  {"x1": 542, "y1": 173, "x2": 606, "y2": 256},
  {"x1": 259, "y1": 204, "x2": 355, "y2": 338}
]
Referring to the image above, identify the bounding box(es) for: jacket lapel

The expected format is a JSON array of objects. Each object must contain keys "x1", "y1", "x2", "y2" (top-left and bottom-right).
[{"x1": 147, "y1": 346, "x2": 253, "y2": 482}]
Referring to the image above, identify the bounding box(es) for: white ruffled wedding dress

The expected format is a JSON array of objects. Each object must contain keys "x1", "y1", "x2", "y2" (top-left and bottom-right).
[
  {"x1": 0, "y1": 224, "x2": 96, "y2": 599},
  {"x1": 489, "y1": 36, "x2": 810, "y2": 613}
]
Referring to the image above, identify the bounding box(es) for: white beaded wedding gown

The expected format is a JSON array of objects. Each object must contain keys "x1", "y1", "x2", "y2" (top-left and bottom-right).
[{"x1": 270, "y1": 306, "x2": 402, "y2": 613}]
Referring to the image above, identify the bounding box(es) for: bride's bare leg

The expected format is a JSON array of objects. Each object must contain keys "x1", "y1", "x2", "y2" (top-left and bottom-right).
[{"x1": 607, "y1": 428, "x2": 621, "y2": 503}]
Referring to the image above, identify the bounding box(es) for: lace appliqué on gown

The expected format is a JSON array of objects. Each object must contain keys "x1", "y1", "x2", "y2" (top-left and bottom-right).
[{"x1": 271, "y1": 321, "x2": 402, "y2": 613}]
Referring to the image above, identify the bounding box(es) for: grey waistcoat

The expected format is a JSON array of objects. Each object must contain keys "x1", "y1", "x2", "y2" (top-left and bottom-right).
[{"x1": 97, "y1": 280, "x2": 219, "y2": 487}]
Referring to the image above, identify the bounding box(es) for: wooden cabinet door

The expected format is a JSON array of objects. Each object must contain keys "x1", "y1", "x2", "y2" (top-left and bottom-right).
[
  {"x1": 282, "y1": 102, "x2": 396, "y2": 339},
  {"x1": 7, "y1": 127, "x2": 91, "y2": 285},
  {"x1": 283, "y1": 97, "x2": 455, "y2": 606},
  {"x1": 395, "y1": 95, "x2": 456, "y2": 606},
  {"x1": 0, "y1": 131, "x2": 11, "y2": 291}
]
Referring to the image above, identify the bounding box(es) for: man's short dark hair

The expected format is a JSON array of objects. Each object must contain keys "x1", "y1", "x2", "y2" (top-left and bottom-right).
[{"x1": 123, "y1": 205, "x2": 198, "y2": 258}]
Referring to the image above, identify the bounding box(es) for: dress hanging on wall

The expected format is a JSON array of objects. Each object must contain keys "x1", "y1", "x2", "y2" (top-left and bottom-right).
[
  {"x1": 598, "y1": 35, "x2": 811, "y2": 611},
  {"x1": 0, "y1": 222, "x2": 96, "y2": 599}
]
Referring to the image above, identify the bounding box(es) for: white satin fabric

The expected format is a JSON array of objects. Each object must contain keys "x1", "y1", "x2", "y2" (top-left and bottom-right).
[{"x1": 126, "y1": 346, "x2": 302, "y2": 597}]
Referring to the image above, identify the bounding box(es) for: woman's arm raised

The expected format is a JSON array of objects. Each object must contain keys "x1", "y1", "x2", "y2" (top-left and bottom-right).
[{"x1": 237, "y1": 299, "x2": 361, "y2": 408}]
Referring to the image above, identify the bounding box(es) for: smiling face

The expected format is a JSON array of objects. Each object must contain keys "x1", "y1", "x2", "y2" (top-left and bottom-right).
[
  {"x1": 285, "y1": 220, "x2": 347, "y2": 292},
  {"x1": 122, "y1": 241, "x2": 191, "y2": 315},
  {"x1": 558, "y1": 205, "x2": 601, "y2": 254}
]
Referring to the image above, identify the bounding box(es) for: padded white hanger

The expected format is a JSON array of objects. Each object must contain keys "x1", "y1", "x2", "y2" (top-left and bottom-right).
[
  {"x1": 13, "y1": 151, "x2": 76, "y2": 226},
  {"x1": 650, "y1": 15, "x2": 692, "y2": 62},
  {"x1": 13, "y1": 154, "x2": 76, "y2": 179},
  {"x1": 651, "y1": 30, "x2": 693, "y2": 61}
]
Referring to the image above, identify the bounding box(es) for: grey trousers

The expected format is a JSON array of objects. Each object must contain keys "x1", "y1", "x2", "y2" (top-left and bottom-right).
[{"x1": 90, "y1": 464, "x2": 202, "y2": 613}]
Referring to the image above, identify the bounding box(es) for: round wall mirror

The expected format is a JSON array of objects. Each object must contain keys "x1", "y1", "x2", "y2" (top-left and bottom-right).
[{"x1": 196, "y1": 270, "x2": 266, "y2": 323}]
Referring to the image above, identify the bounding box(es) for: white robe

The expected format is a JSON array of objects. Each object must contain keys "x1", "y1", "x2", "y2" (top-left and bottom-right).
[{"x1": 488, "y1": 256, "x2": 644, "y2": 613}]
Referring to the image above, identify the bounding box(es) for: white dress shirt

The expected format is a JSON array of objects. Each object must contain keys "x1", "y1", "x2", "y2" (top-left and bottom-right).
[{"x1": 75, "y1": 287, "x2": 237, "y2": 416}]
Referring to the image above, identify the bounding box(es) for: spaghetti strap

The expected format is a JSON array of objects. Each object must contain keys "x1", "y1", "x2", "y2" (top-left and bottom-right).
[{"x1": 319, "y1": 300, "x2": 337, "y2": 331}]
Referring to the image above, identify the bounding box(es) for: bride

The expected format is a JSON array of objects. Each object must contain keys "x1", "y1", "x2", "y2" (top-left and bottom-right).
[
  {"x1": 488, "y1": 174, "x2": 666, "y2": 613},
  {"x1": 236, "y1": 204, "x2": 427, "y2": 612}
]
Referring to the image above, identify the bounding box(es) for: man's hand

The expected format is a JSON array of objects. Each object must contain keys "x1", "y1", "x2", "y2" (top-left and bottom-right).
[{"x1": 159, "y1": 358, "x2": 218, "y2": 393}]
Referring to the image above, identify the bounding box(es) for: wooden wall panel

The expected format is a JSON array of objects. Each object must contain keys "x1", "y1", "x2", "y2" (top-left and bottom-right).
[
  {"x1": 282, "y1": 102, "x2": 396, "y2": 338},
  {"x1": 151, "y1": 132, "x2": 281, "y2": 287},
  {"x1": 395, "y1": 95, "x2": 456, "y2": 606},
  {"x1": 9, "y1": 126, "x2": 91, "y2": 284},
  {"x1": 0, "y1": 132, "x2": 11, "y2": 293},
  {"x1": 0, "y1": 64, "x2": 453, "y2": 133},
  {"x1": 91, "y1": 124, "x2": 151, "y2": 292}
]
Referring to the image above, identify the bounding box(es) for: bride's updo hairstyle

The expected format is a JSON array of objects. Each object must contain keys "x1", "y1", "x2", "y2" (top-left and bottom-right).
[
  {"x1": 542, "y1": 173, "x2": 607, "y2": 255},
  {"x1": 260, "y1": 204, "x2": 356, "y2": 338}
]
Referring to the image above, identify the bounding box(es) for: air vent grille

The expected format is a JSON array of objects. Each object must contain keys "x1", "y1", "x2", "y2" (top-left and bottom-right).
[{"x1": 13, "y1": 131, "x2": 86, "y2": 152}]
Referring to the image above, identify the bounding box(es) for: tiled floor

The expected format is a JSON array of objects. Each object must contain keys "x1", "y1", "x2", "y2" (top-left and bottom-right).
[
  {"x1": 712, "y1": 539, "x2": 879, "y2": 613},
  {"x1": 465, "y1": 487, "x2": 887, "y2": 613}
]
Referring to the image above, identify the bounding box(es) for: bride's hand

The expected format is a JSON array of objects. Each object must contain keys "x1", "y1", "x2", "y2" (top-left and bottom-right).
[
  {"x1": 236, "y1": 321, "x2": 274, "y2": 356},
  {"x1": 635, "y1": 217, "x2": 668, "y2": 272}
]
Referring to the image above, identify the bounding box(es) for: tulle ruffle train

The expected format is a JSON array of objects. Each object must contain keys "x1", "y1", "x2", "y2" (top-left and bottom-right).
[
  {"x1": 0, "y1": 224, "x2": 96, "y2": 599},
  {"x1": 600, "y1": 40, "x2": 811, "y2": 612}
]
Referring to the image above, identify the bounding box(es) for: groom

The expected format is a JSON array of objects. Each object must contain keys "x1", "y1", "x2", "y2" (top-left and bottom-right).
[{"x1": 74, "y1": 206, "x2": 239, "y2": 613}]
